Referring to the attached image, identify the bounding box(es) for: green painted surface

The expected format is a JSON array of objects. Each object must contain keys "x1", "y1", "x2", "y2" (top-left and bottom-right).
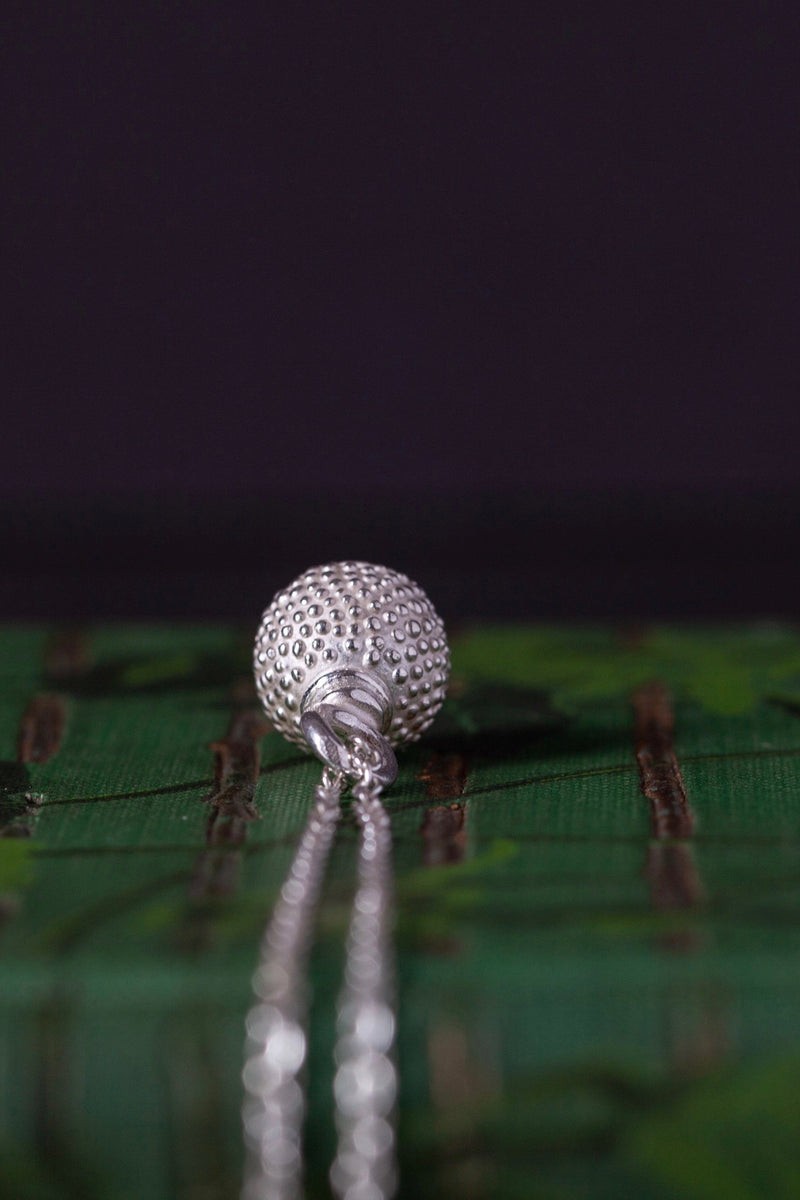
[{"x1": 2, "y1": 625, "x2": 800, "y2": 1198}]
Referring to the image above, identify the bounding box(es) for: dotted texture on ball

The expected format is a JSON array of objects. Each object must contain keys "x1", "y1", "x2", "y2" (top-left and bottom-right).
[{"x1": 254, "y1": 561, "x2": 450, "y2": 749}]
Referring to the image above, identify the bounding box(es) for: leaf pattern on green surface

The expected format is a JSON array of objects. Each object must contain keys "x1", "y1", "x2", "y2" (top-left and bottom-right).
[{"x1": 452, "y1": 625, "x2": 800, "y2": 715}]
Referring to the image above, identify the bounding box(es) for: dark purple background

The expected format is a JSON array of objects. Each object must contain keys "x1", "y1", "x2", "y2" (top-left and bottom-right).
[
  {"x1": 7, "y1": 4, "x2": 799, "y2": 493},
  {"x1": 4, "y1": 6, "x2": 799, "y2": 619}
]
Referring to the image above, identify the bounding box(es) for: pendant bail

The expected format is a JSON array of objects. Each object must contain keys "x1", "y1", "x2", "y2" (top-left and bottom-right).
[{"x1": 299, "y1": 669, "x2": 399, "y2": 786}]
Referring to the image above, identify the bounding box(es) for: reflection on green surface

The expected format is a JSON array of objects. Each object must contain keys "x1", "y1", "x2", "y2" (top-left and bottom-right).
[{"x1": 1, "y1": 625, "x2": 800, "y2": 1197}]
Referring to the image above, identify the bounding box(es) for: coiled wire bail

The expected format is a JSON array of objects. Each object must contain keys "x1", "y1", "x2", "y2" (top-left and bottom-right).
[{"x1": 299, "y1": 670, "x2": 398, "y2": 788}]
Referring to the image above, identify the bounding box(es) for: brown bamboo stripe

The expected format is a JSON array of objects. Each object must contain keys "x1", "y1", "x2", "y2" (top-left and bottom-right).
[
  {"x1": 188, "y1": 707, "x2": 269, "y2": 906},
  {"x1": 416, "y1": 751, "x2": 470, "y2": 802},
  {"x1": 632, "y1": 681, "x2": 694, "y2": 840},
  {"x1": 205, "y1": 709, "x2": 269, "y2": 825},
  {"x1": 17, "y1": 695, "x2": 67, "y2": 765},
  {"x1": 417, "y1": 751, "x2": 469, "y2": 866},
  {"x1": 633, "y1": 681, "x2": 705, "y2": 927},
  {"x1": 420, "y1": 803, "x2": 467, "y2": 867},
  {"x1": 645, "y1": 843, "x2": 704, "y2": 909},
  {"x1": 1, "y1": 638, "x2": 76, "y2": 843}
]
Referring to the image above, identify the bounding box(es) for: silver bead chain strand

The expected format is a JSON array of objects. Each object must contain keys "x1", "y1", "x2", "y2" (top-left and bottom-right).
[
  {"x1": 330, "y1": 753, "x2": 398, "y2": 1200},
  {"x1": 242, "y1": 767, "x2": 343, "y2": 1200}
]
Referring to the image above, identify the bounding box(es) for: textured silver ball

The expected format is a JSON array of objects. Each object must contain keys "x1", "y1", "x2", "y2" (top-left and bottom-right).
[{"x1": 254, "y1": 561, "x2": 450, "y2": 750}]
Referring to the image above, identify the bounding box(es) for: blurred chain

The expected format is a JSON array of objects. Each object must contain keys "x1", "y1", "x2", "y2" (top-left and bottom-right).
[
  {"x1": 330, "y1": 743, "x2": 398, "y2": 1200},
  {"x1": 242, "y1": 739, "x2": 398, "y2": 1200},
  {"x1": 242, "y1": 767, "x2": 343, "y2": 1200}
]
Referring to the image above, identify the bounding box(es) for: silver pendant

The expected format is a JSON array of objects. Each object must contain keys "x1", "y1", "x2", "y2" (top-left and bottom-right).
[{"x1": 243, "y1": 562, "x2": 450, "y2": 1200}]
